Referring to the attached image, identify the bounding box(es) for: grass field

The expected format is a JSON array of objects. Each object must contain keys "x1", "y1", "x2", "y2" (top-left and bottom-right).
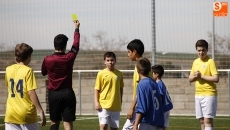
[{"x1": 0, "y1": 115, "x2": 230, "y2": 130}]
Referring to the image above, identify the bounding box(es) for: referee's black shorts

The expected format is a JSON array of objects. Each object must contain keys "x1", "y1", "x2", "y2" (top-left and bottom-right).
[{"x1": 48, "y1": 88, "x2": 76, "y2": 122}]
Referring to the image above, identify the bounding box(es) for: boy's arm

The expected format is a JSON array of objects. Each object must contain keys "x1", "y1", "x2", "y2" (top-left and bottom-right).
[
  {"x1": 188, "y1": 61, "x2": 196, "y2": 82},
  {"x1": 133, "y1": 86, "x2": 144, "y2": 130},
  {"x1": 41, "y1": 59, "x2": 47, "y2": 76},
  {"x1": 94, "y1": 89, "x2": 102, "y2": 111},
  {"x1": 127, "y1": 95, "x2": 137, "y2": 119},
  {"x1": 199, "y1": 60, "x2": 219, "y2": 83},
  {"x1": 189, "y1": 71, "x2": 198, "y2": 82},
  {"x1": 133, "y1": 113, "x2": 143, "y2": 130},
  {"x1": 200, "y1": 74, "x2": 219, "y2": 83},
  {"x1": 120, "y1": 73, "x2": 124, "y2": 105},
  {"x1": 120, "y1": 88, "x2": 123, "y2": 104},
  {"x1": 191, "y1": 70, "x2": 219, "y2": 83},
  {"x1": 28, "y1": 90, "x2": 46, "y2": 126}
]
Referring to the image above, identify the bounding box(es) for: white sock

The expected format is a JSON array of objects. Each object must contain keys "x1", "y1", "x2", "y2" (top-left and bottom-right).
[{"x1": 205, "y1": 127, "x2": 213, "y2": 130}]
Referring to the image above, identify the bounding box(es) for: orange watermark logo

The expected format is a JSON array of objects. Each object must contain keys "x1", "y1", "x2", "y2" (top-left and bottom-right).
[{"x1": 213, "y1": 2, "x2": 228, "y2": 16}]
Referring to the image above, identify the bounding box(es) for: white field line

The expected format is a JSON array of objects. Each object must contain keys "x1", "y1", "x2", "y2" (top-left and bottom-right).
[
  {"x1": 169, "y1": 116, "x2": 230, "y2": 120},
  {"x1": 76, "y1": 117, "x2": 98, "y2": 120},
  {"x1": 0, "y1": 116, "x2": 229, "y2": 127},
  {"x1": 0, "y1": 117, "x2": 98, "y2": 126}
]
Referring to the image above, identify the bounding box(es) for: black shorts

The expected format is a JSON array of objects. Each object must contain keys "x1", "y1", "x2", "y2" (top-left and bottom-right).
[{"x1": 48, "y1": 89, "x2": 76, "y2": 122}]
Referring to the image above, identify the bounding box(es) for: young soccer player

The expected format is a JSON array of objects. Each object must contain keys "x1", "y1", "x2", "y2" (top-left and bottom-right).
[
  {"x1": 152, "y1": 65, "x2": 173, "y2": 130},
  {"x1": 122, "y1": 39, "x2": 152, "y2": 130},
  {"x1": 41, "y1": 20, "x2": 80, "y2": 130},
  {"x1": 94, "y1": 52, "x2": 124, "y2": 130},
  {"x1": 189, "y1": 39, "x2": 219, "y2": 130},
  {"x1": 133, "y1": 57, "x2": 164, "y2": 130},
  {"x1": 5, "y1": 43, "x2": 46, "y2": 130}
]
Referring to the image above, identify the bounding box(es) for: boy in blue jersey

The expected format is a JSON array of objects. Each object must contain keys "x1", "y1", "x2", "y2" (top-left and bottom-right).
[
  {"x1": 152, "y1": 65, "x2": 173, "y2": 130},
  {"x1": 133, "y1": 58, "x2": 164, "y2": 130}
]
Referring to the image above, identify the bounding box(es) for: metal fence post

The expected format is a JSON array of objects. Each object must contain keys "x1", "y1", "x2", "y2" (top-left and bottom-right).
[
  {"x1": 228, "y1": 71, "x2": 230, "y2": 116},
  {"x1": 45, "y1": 80, "x2": 49, "y2": 114},
  {"x1": 78, "y1": 71, "x2": 82, "y2": 115}
]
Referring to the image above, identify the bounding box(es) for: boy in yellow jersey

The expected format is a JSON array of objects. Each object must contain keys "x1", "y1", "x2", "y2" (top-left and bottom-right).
[
  {"x1": 122, "y1": 39, "x2": 153, "y2": 130},
  {"x1": 94, "y1": 52, "x2": 124, "y2": 130},
  {"x1": 5, "y1": 43, "x2": 46, "y2": 130},
  {"x1": 189, "y1": 39, "x2": 219, "y2": 130}
]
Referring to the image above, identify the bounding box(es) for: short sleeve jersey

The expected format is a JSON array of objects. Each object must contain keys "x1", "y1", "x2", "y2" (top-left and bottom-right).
[
  {"x1": 190, "y1": 57, "x2": 218, "y2": 96},
  {"x1": 133, "y1": 66, "x2": 153, "y2": 99},
  {"x1": 5, "y1": 64, "x2": 38, "y2": 124},
  {"x1": 135, "y1": 77, "x2": 165, "y2": 127},
  {"x1": 157, "y1": 80, "x2": 173, "y2": 112},
  {"x1": 94, "y1": 68, "x2": 124, "y2": 111}
]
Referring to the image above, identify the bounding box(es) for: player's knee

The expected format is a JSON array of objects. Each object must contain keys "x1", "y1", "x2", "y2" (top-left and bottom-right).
[
  {"x1": 100, "y1": 124, "x2": 108, "y2": 130},
  {"x1": 204, "y1": 118, "x2": 213, "y2": 125},
  {"x1": 199, "y1": 118, "x2": 204, "y2": 125},
  {"x1": 50, "y1": 124, "x2": 59, "y2": 130}
]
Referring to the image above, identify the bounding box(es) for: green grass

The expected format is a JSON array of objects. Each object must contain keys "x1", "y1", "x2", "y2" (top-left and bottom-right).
[{"x1": 0, "y1": 115, "x2": 230, "y2": 130}]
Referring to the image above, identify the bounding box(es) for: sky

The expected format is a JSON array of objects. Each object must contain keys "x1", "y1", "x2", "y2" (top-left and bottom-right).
[{"x1": 0, "y1": 0, "x2": 229, "y2": 53}]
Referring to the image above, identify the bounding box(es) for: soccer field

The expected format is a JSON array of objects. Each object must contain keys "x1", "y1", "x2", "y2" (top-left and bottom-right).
[{"x1": 0, "y1": 115, "x2": 229, "y2": 130}]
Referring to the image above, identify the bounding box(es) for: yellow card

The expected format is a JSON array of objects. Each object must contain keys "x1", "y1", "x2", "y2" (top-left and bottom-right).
[{"x1": 72, "y1": 14, "x2": 78, "y2": 21}]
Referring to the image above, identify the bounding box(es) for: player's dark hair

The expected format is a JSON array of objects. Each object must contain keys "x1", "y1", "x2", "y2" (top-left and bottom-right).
[
  {"x1": 195, "y1": 39, "x2": 208, "y2": 50},
  {"x1": 136, "y1": 57, "x2": 151, "y2": 76},
  {"x1": 15, "y1": 43, "x2": 33, "y2": 62},
  {"x1": 104, "y1": 52, "x2": 116, "y2": 61},
  {"x1": 127, "y1": 39, "x2": 144, "y2": 56},
  {"x1": 54, "y1": 34, "x2": 69, "y2": 50},
  {"x1": 151, "y1": 65, "x2": 164, "y2": 78}
]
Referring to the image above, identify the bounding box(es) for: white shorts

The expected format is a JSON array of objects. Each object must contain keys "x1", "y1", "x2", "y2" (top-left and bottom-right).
[
  {"x1": 5, "y1": 122, "x2": 39, "y2": 130},
  {"x1": 138, "y1": 123, "x2": 163, "y2": 130},
  {"x1": 164, "y1": 111, "x2": 170, "y2": 127},
  {"x1": 195, "y1": 96, "x2": 217, "y2": 119},
  {"x1": 97, "y1": 108, "x2": 120, "y2": 128},
  {"x1": 122, "y1": 113, "x2": 136, "y2": 130}
]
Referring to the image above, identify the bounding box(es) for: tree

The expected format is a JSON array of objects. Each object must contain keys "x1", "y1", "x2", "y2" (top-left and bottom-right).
[
  {"x1": 0, "y1": 43, "x2": 15, "y2": 71},
  {"x1": 0, "y1": 43, "x2": 5, "y2": 52},
  {"x1": 80, "y1": 31, "x2": 128, "y2": 51},
  {"x1": 207, "y1": 32, "x2": 230, "y2": 70},
  {"x1": 207, "y1": 32, "x2": 230, "y2": 55}
]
